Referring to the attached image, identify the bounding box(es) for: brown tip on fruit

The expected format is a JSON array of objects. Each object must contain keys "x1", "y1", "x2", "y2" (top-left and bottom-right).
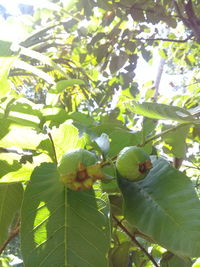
[{"x1": 139, "y1": 160, "x2": 153, "y2": 174}]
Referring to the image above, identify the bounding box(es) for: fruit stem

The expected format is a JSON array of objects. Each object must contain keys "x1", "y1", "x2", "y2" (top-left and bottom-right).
[
  {"x1": 113, "y1": 216, "x2": 159, "y2": 267},
  {"x1": 100, "y1": 155, "x2": 117, "y2": 167}
]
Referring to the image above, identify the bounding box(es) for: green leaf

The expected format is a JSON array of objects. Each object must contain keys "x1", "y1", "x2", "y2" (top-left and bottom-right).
[
  {"x1": 0, "y1": 125, "x2": 44, "y2": 150},
  {"x1": 0, "y1": 98, "x2": 42, "y2": 129},
  {"x1": 94, "y1": 133, "x2": 110, "y2": 156},
  {"x1": 0, "y1": 118, "x2": 11, "y2": 139},
  {"x1": 21, "y1": 163, "x2": 111, "y2": 267},
  {"x1": 110, "y1": 242, "x2": 130, "y2": 267},
  {"x1": 0, "y1": 40, "x2": 16, "y2": 57},
  {"x1": 49, "y1": 79, "x2": 85, "y2": 94},
  {"x1": 0, "y1": 183, "x2": 23, "y2": 246},
  {"x1": 109, "y1": 51, "x2": 128, "y2": 74},
  {"x1": 37, "y1": 138, "x2": 55, "y2": 162},
  {"x1": 19, "y1": 46, "x2": 67, "y2": 78},
  {"x1": 108, "y1": 129, "x2": 142, "y2": 157},
  {"x1": 0, "y1": 161, "x2": 34, "y2": 183},
  {"x1": 162, "y1": 124, "x2": 190, "y2": 158},
  {"x1": 126, "y1": 101, "x2": 196, "y2": 122},
  {"x1": 14, "y1": 59, "x2": 54, "y2": 84},
  {"x1": 51, "y1": 123, "x2": 86, "y2": 161},
  {"x1": 0, "y1": 41, "x2": 18, "y2": 98},
  {"x1": 0, "y1": 157, "x2": 22, "y2": 179},
  {"x1": 160, "y1": 252, "x2": 192, "y2": 267},
  {"x1": 118, "y1": 157, "x2": 200, "y2": 257}
]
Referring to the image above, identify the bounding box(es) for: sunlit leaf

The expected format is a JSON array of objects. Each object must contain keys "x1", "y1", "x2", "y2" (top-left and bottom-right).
[
  {"x1": 49, "y1": 79, "x2": 85, "y2": 94},
  {"x1": 14, "y1": 59, "x2": 54, "y2": 84},
  {"x1": 50, "y1": 123, "x2": 86, "y2": 161},
  {"x1": 126, "y1": 101, "x2": 196, "y2": 122},
  {"x1": 0, "y1": 125, "x2": 44, "y2": 150},
  {"x1": 21, "y1": 163, "x2": 111, "y2": 267}
]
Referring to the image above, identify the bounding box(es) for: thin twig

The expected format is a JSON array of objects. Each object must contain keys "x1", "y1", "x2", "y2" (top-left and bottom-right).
[
  {"x1": 100, "y1": 155, "x2": 117, "y2": 167},
  {"x1": 113, "y1": 216, "x2": 159, "y2": 267},
  {"x1": 140, "y1": 123, "x2": 192, "y2": 147},
  {"x1": 132, "y1": 34, "x2": 193, "y2": 43},
  {"x1": 153, "y1": 58, "x2": 166, "y2": 102},
  {"x1": 48, "y1": 132, "x2": 58, "y2": 164},
  {"x1": 0, "y1": 223, "x2": 20, "y2": 255}
]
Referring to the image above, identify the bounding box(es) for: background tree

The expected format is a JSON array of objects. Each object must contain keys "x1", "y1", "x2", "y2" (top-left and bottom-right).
[{"x1": 0, "y1": 0, "x2": 200, "y2": 266}]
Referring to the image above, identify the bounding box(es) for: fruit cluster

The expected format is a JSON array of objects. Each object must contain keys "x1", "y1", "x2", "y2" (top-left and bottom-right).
[{"x1": 58, "y1": 146, "x2": 153, "y2": 191}]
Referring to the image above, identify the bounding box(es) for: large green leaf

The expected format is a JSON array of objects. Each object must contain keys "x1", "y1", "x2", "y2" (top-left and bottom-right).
[
  {"x1": 118, "y1": 157, "x2": 200, "y2": 257},
  {"x1": 0, "y1": 183, "x2": 23, "y2": 246},
  {"x1": 126, "y1": 101, "x2": 197, "y2": 122},
  {"x1": 21, "y1": 163, "x2": 110, "y2": 267}
]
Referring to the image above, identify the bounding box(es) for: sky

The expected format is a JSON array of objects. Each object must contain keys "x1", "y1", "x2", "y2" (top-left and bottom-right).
[{"x1": 0, "y1": 0, "x2": 188, "y2": 99}]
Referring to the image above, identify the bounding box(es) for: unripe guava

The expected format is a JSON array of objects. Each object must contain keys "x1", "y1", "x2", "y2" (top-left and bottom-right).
[
  {"x1": 116, "y1": 146, "x2": 152, "y2": 181},
  {"x1": 58, "y1": 149, "x2": 104, "y2": 190}
]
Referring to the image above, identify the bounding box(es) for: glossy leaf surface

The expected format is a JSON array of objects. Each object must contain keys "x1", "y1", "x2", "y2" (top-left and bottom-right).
[{"x1": 118, "y1": 157, "x2": 200, "y2": 257}]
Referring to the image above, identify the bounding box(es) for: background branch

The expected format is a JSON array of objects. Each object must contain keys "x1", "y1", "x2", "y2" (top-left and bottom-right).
[
  {"x1": 113, "y1": 216, "x2": 159, "y2": 267},
  {"x1": 0, "y1": 222, "x2": 20, "y2": 255}
]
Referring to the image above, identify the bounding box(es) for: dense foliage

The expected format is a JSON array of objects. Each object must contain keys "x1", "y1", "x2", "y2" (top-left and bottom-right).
[{"x1": 0, "y1": 0, "x2": 200, "y2": 266}]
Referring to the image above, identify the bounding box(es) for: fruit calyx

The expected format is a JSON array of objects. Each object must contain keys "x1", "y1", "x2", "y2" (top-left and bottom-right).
[
  {"x1": 139, "y1": 160, "x2": 153, "y2": 174},
  {"x1": 58, "y1": 149, "x2": 104, "y2": 191}
]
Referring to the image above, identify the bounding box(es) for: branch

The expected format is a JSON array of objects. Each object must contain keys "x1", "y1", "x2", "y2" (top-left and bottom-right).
[
  {"x1": 132, "y1": 34, "x2": 193, "y2": 43},
  {"x1": 153, "y1": 58, "x2": 166, "y2": 101},
  {"x1": 140, "y1": 123, "x2": 192, "y2": 147},
  {"x1": 0, "y1": 222, "x2": 20, "y2": 255},
  {"x1": 48, "y1": 132, "x2": 58, "y2": 164},
  {"x1": 113, "y1": 216, "x2": 159, "y2": 267}
]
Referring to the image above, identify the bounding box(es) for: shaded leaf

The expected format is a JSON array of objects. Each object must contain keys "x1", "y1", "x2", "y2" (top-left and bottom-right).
[
  {"x1": 0, "y1": 183, "x2": 23, "y2": 246},
  {"x1": 118, "y1": 157, "x2": 200, "y2": 257},
  {"x1": 110, "y1": 242, "x2": 130, "y2": 267},
  {"x1": 162, "y1": 124, "x2": 190, "y2": 158},
  {"x1": 95, "y1": 133, "x2": 110, "y2": 156},
  {"x1": 109, "y1": 51, "x2": 128, "y2": 74},
  {"x1": 160, "y1": 251, "x2": 192, "y2": 267}
]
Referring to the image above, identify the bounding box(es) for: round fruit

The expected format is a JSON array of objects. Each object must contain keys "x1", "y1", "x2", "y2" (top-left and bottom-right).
[
  {"x1": 58, "y1": 148, "x2": 104, "y2": 190},
  {"x1": 116, "y1": 146, "x2": 152, "y2": 181},
  {"x1": 58, "y1": 149, "x2": 97, "y2": 176}
]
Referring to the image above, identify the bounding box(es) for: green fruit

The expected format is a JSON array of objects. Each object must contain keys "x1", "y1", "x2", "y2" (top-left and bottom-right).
[
  {"x1": 116, "y1": 146, "x2": 152, "y2": 181},
  {"x1": 58, "y1": 149, "x2": 97, "y2": 176},
  {"x1": 58, "y1": 148, "x2": 104, "y2": 190}
]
